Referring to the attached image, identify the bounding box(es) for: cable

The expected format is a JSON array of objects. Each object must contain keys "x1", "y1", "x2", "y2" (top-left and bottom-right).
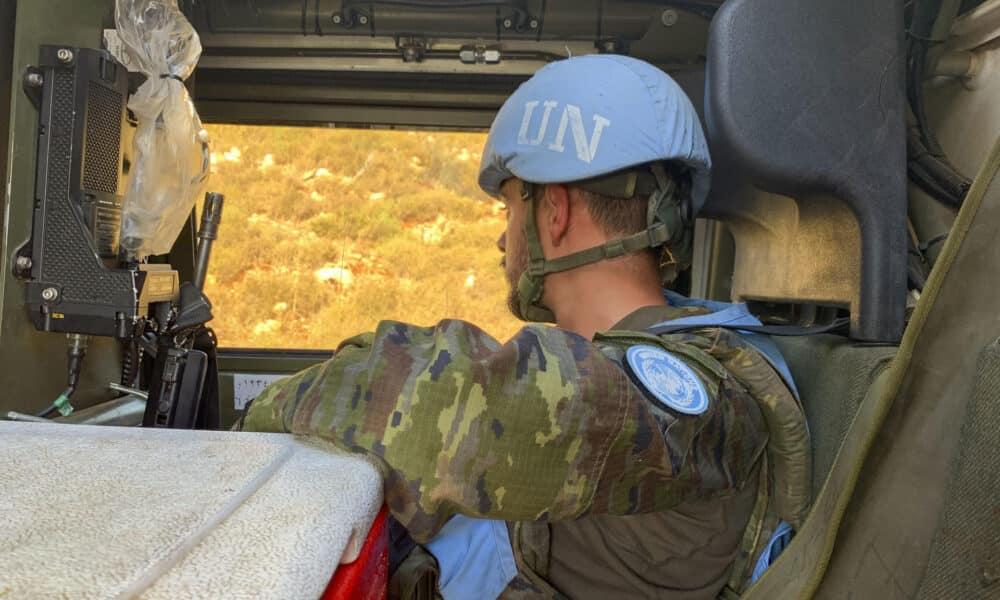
[
  {"x1": 35, "y1": 334, "x2": 88, "y2": 418},
  {"x1": 121, "y1": 319, "x2": 148, "y2": 388},
  {"x1": 35, "y1": 387, "x2": 75, "y2": 418},
  {"x1": 905, "y1": 0, "x2": 972, "y2": 207},
  {"x1": 908, "y1": 129, "x2": 970, "y2": 205},
  {"x1": 906, "y1": 226, "x2": 931, "y2": 291}
]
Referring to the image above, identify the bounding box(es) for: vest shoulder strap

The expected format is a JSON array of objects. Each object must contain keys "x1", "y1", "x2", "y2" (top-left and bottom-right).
[{"x1": 645, "y1": 318, "x2": 851, "y2": 337}]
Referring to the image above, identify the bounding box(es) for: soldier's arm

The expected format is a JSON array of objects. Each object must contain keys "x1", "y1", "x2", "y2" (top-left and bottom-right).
[{"x1": 242, "y1": 319, "x2": 767, "y2": 542}]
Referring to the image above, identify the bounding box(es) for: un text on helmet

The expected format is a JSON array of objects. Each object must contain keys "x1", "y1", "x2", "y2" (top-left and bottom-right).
[{"x1": 516, "y1": 101, "x2": 611, "y2": 164}]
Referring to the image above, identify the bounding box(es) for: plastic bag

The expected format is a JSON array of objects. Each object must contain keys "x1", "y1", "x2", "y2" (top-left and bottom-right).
[{"x1": 114, "y1": 0, "x2": 209, "y2": 259}]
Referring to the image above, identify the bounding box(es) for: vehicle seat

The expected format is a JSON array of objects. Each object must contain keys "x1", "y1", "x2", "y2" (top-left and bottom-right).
[
  {"x1": 694, "y1": 0, "x2": 912, "y2": 593},
  {"x1": 745, "y1": 135, "x2": 1000, "y2": 599},
  {"x1": 696, "y1": 0, "x2": 907, "y2": 556},
  {"x1": 916, "y1": 337, "x2": 1000, "y2": 598}
]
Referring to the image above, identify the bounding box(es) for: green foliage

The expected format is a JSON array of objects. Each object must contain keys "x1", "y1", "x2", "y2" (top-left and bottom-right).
[{"x1": 203, "y1": 124, "x2": 520, "y2": 349}]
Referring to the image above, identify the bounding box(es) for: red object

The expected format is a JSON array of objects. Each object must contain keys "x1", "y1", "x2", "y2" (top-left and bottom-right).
[{"x1": 322, "y1": 505, "x2": 389, "y2": 600}]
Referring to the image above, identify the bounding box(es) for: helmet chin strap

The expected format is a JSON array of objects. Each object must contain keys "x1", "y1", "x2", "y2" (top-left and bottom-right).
[{"x1": 514, "y1": 164, "x2": 686, "y2": 323}]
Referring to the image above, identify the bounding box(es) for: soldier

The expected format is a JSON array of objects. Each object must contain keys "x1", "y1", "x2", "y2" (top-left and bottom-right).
[{"x1": 242, "y1": 55, "x2": 804, "y2": 598}]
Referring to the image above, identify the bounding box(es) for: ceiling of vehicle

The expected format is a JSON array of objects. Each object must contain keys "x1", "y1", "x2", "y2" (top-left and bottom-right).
[{"x1": 180, "y1": 0, "x2": 716, "y2": 128}]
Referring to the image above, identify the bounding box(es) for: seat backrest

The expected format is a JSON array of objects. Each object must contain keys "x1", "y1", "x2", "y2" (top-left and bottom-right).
[
  {"x1": 702, "y1": 0, "x2": 907, "y2": 343},
  {"x1": 772, "y1": 335, "x2": 896, "y2": 496}
]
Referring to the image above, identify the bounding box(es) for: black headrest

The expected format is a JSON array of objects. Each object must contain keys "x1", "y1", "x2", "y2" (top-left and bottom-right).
[{"x1": 701, "y1": 0, "x2": 908, "y2": 343}]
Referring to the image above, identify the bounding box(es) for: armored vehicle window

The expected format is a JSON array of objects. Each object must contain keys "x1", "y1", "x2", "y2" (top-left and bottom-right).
[{"x1": 204, "y1": 124, "x2": 520, "y2": 349}]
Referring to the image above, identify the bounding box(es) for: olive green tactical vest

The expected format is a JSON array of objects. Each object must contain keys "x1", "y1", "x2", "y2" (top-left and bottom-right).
[{"x1": 502, "y1": 305, "x2": 811, "y2": 600}]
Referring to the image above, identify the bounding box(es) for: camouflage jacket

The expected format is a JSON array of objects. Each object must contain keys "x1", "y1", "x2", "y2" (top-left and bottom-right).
[{"x1": 242, "y1": 305, "x2": 769, "y2": 543}]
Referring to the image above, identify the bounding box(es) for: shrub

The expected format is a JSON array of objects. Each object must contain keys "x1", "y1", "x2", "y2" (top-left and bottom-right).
[{"x1": 202, "y1": 124, "x2": 521, "y2": 348}]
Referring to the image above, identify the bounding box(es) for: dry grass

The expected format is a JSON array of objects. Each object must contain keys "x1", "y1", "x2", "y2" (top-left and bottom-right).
[{"x1": 202, "y1": 124, "x2": 522, "y2": 349}]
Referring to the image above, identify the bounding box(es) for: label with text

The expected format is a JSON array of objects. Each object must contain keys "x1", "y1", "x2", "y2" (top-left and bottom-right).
[{"x1": 233, "y1": 373, "x2": 288, "y2": 410}]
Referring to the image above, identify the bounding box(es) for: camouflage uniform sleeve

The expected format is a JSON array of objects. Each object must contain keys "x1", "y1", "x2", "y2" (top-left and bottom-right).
[{"x1": 242, "y1": 319, "x2": 768, "y2": 542}]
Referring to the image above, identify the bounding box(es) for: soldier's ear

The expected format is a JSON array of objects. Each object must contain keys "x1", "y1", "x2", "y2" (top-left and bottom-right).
[{"x1": 543, "y1": 184, "x2": 571, "y2": 247}]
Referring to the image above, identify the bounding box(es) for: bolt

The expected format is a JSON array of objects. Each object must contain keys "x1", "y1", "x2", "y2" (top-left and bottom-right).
[
  {"x1": 483, "y1": 49, "x2": 502, "y2": 63},
  {"x1": 41, "y1": 287, "x2": 58, "y2": 301},
  {"x1": 358, "y1": 14, "x2": 369, "y2": 25},
  {"x1": 529, "y1": 19, "x2": 539, "y2": 29},
  {"x1": 661, "y1": 9, "x2": 679, "y2": 27},
  {"x1": 600, "y1": 40, "x2": 618, "y2": 53},
  {"x1": 503, "y1": 17, "x2": 513, "y2": 29},
  {"x1": 56, "y1": 48, "x2": 74, "y2": 63},
  {"x1": 25, "y1": 72, "x2": 43, "y2": 87},
  {"x1": 332, "y1": 13, "x2": 342, "y2": 24},
  {"x1": 402, "y1": 46, "x2": 420, "y2": 62},
  {"x1": 15, "y1": 256, "x2": 32, "y2": 271}
]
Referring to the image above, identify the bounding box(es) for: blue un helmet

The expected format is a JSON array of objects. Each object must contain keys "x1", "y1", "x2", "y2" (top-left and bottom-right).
[{"x1": 478, "y1": 54, "x2": 712, "y2": 323}]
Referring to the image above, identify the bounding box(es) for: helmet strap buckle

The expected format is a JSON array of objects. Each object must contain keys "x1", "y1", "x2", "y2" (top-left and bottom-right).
[{"x1": 604, "y1": 238, "x2": 627, "y2": 259}]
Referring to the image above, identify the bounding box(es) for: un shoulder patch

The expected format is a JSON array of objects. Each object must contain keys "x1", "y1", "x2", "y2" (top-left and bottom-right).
[{"x1": 626, "y1": 345, "x2": 709, "y2": 415}]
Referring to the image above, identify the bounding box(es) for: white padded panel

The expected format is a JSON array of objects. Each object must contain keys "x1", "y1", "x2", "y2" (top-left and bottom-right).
[{"x1": 0, "y1": 422, "x2": 382, "y2": 599}]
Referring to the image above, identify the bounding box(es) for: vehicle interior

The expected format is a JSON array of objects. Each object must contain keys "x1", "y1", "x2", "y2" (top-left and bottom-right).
[{"x1": 1, "y1": 0, "x2": 998, "y2": 597}]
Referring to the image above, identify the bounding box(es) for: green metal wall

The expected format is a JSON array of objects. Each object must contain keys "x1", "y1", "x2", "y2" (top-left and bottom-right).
[{"x1": 0, "y1": 0, "x2": 121, "y2": 415}]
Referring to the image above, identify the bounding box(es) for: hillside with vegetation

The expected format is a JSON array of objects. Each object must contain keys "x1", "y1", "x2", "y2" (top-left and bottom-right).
[{"x1": 203, "y1": 124, "x2": 522, "y2": 349}]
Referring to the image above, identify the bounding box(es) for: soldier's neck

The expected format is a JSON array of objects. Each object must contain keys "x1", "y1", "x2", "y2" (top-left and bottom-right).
[{"x1": 546, "y1": 259, "x2": 667, "y2": 340}]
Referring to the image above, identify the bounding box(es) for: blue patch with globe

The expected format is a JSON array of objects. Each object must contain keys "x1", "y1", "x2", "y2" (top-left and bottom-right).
[{"x1": 625, "y1": 345, "x2": 709, "y2": 415}]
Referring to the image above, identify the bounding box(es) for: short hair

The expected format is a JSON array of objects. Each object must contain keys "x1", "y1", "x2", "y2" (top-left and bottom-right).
[
  {"x1": 570, "y1": 163, "x2": 692, "y2": 237},
  {"x1": 575, "y1": 189, "x2": 647, "y2": 237},
  {"x1": 529, "y1": 182, "x2": 643, "y2": 236},
  {"x1": 569, "y1": 164, "x2": 693, "y2": 282}
]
